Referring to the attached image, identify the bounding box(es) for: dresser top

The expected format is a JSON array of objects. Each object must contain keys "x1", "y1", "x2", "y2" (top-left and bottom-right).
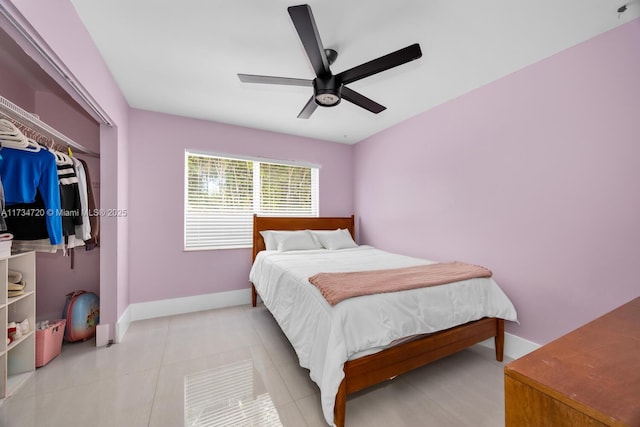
[{"x1": 505, "y1": 297, "x2": 640, "y2": 426}]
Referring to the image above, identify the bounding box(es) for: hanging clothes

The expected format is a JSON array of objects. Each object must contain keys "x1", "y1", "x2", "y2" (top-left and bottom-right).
[
  {"x1": 1, "y1": 104, "x2": 100, "y2": 258},
  {"x1": 4, "y1": 191, "x2": 49, "y2": 240},
  {"x1": 72, "y1": 157, "x2": 90, "y2": 241},
  {"x1": 78, "y1": 158, "x2": 99, "y2": 249},
  {"x1": 0, "y1": 146, "x2": 63, "y2": 245},
  {"x1": 66, "y1": 157, "x2": 92, "y2": 266},
  {"x1": 55, "y1": 151, "x2": 83, "y2": 238}
]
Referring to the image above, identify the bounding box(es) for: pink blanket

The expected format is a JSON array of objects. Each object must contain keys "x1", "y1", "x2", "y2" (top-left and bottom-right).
[{"x1": 308, "y1": 261, "x2": 492, "y2": 305}]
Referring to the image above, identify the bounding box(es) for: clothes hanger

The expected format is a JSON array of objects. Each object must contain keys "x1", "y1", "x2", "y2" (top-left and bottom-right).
[
  {"x1": 0, "y1": 119, "x2": 30, "y2": 149},
  {"x1": 48, "y1": 146, "x2": 72, "y2": 163},
  {"x1": 0, "y1": 129, "x2": 25, "y2": 142},
  {"x1": 23, "y1": 138, "x2": 42, "y2": 152},
  {"x1": 0, "y1": 120, "x2": 44, "y2": 154}
]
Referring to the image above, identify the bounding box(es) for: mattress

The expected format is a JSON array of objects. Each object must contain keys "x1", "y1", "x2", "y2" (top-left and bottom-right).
[{"x1": 249, "y1": 245, "x2": 517, "y2": 425}]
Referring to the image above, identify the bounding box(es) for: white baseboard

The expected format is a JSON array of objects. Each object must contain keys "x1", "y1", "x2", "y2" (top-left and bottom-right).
[
  {"x1": 115, "y1": 305, "x2": 133, "y2": 344},
  {"x1": 477, "y1": 332, "x2": 540, "y2": 360},
  {"x1": 114, "y1": 289, "x2": 252, "y2": 342}
]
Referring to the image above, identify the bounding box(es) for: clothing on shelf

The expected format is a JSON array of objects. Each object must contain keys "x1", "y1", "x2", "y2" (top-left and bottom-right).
[
  {"x1": 10, "y1": 239, "x2": 62, "y2": 254},
  {"x1": 0, "y1": 233, "x2": 12, "y2": 258},
  {"x1": 7, "y1": 269, "x2": 25, "y2": 298}
]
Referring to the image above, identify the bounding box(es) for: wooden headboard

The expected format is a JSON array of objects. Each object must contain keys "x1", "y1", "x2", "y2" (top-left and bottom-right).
[{"x1": 252, "y1": 214, "x2": 355, "y2": 262}]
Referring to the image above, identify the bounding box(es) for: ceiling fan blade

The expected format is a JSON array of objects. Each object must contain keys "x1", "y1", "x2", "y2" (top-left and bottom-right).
[
  {"x1": 238, "y1": 74, "x2": 313, "y2": 87},
  {"x1": 288, "y1": 5, "x2": 330, "y2": 77},
  {"x1": 337, "y1": 43, "x2": 422, "y2": 85},
  {"x1": 297, "y1": 95, "x2": 318, "y2": 119},
  {"x1": 341, "y1": 86, "x2": 386, "y2": 114}
]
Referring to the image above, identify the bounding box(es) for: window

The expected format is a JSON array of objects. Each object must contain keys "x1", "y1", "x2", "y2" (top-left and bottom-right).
[{"x1": 185, "y1": 151, "x2": 319, "y2": 250}]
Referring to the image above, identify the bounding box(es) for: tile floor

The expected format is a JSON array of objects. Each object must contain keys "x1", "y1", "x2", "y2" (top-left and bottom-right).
[{"x1": 0, "y1": 305, "x2": 511, "y2": 426}]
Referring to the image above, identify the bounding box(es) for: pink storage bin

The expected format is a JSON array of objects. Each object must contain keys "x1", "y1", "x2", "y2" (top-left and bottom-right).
[{"x1": 35, "y1": 319, "x2": 66, "y2": 367}]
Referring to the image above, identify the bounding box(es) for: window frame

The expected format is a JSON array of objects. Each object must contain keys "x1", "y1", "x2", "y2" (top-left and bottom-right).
[{"x1": 184, "y1": 150, "x2": 319, "y2": 251}]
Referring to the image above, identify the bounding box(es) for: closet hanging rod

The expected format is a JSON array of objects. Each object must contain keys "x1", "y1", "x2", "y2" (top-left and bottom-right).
[{"x1": 0, "y1": 95, "x2": 100, "y2": 158}]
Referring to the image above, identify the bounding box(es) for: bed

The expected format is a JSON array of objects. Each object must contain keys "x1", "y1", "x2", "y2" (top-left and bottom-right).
[{"x1": 249, "y1": 215, "x2": 517, "y2": 427}]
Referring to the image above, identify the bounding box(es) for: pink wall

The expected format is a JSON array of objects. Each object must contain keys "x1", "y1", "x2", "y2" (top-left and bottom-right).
[
  {"x1": 0, "y1": 61, "x2": 34, "y2": 110},
  {"x1": 34, "y1": 91, "x2": 100, "y2": 153},
  {"x1": 127, "y1": 109, "x2": 354, "y2": 303},
  {"x1": 354, "y1": 19, "x2": 640, "y2": 345}
]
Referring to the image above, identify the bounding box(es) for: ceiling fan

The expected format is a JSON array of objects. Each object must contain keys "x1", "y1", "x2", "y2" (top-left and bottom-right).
[{"x1": 238, "y1": 4, "x2": 422, "y2": 119}]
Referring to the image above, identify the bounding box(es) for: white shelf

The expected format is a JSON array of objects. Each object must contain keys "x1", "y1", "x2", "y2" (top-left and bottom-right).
[
  {"x1": 0, "y1": 95, "x2": 99, "y2": 158},
  {"x1": 0, "y1": 251, "x2": 36, "y2": 402},
  {"x1": 7, "y1": 331, "x2": 34, "y2": 352},
  {"x1": 6, "y1": 371, "x2": 32, "y2": 397},
  {"x1": 7, "y1": 290, "x2": 35, "y2": 306}
]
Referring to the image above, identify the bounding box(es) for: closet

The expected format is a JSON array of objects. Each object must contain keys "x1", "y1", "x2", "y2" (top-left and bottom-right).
[
  {"x1": 0, "y1": 23, "x2": 101, "y2": 399},
  {"x1": 0, "y1": 95, "x2": 99, "y2": 254}
]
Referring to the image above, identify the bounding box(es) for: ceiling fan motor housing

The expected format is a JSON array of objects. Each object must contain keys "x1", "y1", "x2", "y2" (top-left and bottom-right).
[{"x1": 314, "y1": 75, "x2": 342, "y2": 107}]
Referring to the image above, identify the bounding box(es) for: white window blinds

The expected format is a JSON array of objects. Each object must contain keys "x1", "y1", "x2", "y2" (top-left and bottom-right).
[{"x1": 185, "y1": 151, "x2": 319, "y2": 250}]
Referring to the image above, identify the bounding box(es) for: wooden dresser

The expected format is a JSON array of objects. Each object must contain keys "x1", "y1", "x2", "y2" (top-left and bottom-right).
[{"x1": 504, "y1": 297, "x2": 640, "y2": 427}]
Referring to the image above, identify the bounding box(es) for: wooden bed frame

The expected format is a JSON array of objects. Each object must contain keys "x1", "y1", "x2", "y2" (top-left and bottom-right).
[{"x1": 250, "y1": 215, "x2": 504, "y2": 427}]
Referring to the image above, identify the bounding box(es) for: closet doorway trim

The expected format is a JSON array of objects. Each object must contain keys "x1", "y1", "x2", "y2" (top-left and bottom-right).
[{"x1": 0, "y1": 1, "x2": 114, "y2": 127}]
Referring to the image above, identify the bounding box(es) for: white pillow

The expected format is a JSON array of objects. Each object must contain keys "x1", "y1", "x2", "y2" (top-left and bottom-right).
[
  {"x1": 307, "y1": 229, "x2": 346, "y2": 245},
  {"x1": 277, "y1": 230, "x2": 320, "y2": 252},
  {"x1": 306, "y1": 229, "x2": 325, "y2": 247},
  {"x1": 310, "y1": 229, "x2": 358, "y2": 250},
  {"x1": 260, "y1": 230, "x2": 322, "y2": 251},
  {"x1": 259, "y1": 230, "x2": 278, "y2": 250}
]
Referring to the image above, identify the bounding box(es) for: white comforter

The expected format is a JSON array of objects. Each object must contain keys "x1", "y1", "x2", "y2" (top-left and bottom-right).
[{"x1": 249, "y1": 246, "x2": 517, "y2": 426}]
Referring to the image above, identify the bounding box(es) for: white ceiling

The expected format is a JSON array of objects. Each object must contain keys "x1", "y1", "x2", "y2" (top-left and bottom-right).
[{"x1": 69, "y1": 0, "x2": 639, "y2": 144}]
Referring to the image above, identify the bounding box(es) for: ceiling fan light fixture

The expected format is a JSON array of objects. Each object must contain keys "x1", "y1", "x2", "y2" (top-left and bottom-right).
[
  {"x1": 313, "y1": 76, "x2": 342, "y2": 106},
  {"x1": 315, "y1": 92, "x2": 341, "y2": 106}
]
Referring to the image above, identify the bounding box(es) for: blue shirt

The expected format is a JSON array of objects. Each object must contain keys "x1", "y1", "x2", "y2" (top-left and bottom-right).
[{"x1": 0, "y1": 147, "x2": 63, "y2": 245}]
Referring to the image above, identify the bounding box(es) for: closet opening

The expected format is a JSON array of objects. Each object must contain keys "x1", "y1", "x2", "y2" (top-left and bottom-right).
[{"x1": 0, "y1": 25, "x2": 101, "y2": 334}]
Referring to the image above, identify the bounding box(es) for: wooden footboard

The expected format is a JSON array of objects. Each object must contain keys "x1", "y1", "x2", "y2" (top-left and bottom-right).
[{"x1": 334, "y1": 317, "x2": 504, "y2": 427}]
